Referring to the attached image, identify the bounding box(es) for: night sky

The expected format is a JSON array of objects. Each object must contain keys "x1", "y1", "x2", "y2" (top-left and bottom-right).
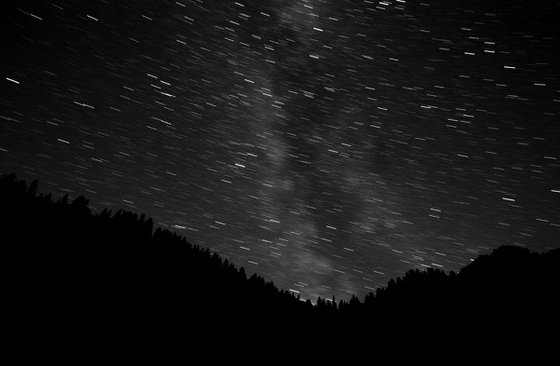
[{"x1": 1, "y1": 0, "x2": 559, "y2": 301}]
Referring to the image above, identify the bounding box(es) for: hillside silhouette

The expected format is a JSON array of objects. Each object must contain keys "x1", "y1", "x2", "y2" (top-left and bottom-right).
[{"x1": 1, "y1": 173, "x2": 558, "y2": 350}]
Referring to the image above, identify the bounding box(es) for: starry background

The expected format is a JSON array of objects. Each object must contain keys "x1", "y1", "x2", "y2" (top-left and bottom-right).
[{"x1": 1, "y1": 0, "x2": 559, "y2": 301}]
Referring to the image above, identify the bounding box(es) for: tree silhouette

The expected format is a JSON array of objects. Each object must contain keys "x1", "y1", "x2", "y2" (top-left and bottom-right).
[{"x1": 1, "y1": 173, "x2": 558, "y2": 350}]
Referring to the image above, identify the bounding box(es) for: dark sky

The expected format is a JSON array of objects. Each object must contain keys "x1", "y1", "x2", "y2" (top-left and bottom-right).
[{"x1": 1, "y1": 0, "x2": 559, "y2": 301}]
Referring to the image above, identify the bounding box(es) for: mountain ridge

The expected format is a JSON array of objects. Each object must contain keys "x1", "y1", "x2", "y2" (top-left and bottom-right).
[{"x1": 1, "y1": 173, "x2": 558, "y2": 348}]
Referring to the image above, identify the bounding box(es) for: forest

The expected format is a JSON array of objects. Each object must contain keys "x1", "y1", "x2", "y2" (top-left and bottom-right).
[{"x1": 1, "y1": 173, "x2": 558, "y2": 348}]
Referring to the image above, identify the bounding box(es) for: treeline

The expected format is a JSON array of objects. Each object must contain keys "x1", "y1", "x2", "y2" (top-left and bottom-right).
[
  {"x1": 0, "y1": 174, "x2": 313, "y2": 323},
  {"x1": 1, "y1": 173, "x2": 559, "y2": 342}
]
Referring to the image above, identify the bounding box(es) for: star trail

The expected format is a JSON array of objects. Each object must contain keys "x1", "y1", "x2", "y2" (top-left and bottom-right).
[{"x1": 1, "y1": 0, "x2": 559, "y2": 301}]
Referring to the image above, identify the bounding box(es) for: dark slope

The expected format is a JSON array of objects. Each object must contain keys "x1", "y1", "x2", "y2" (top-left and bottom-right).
[
  {"x1": 1, "y1": 173, "x2": 558, "y2": 351},
  {"x1": 0, "y1": 174, "x2": 319, "y2": 356},
  {"x1": 350, "y1": 245, "x2": 559, "y2": 328}
]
